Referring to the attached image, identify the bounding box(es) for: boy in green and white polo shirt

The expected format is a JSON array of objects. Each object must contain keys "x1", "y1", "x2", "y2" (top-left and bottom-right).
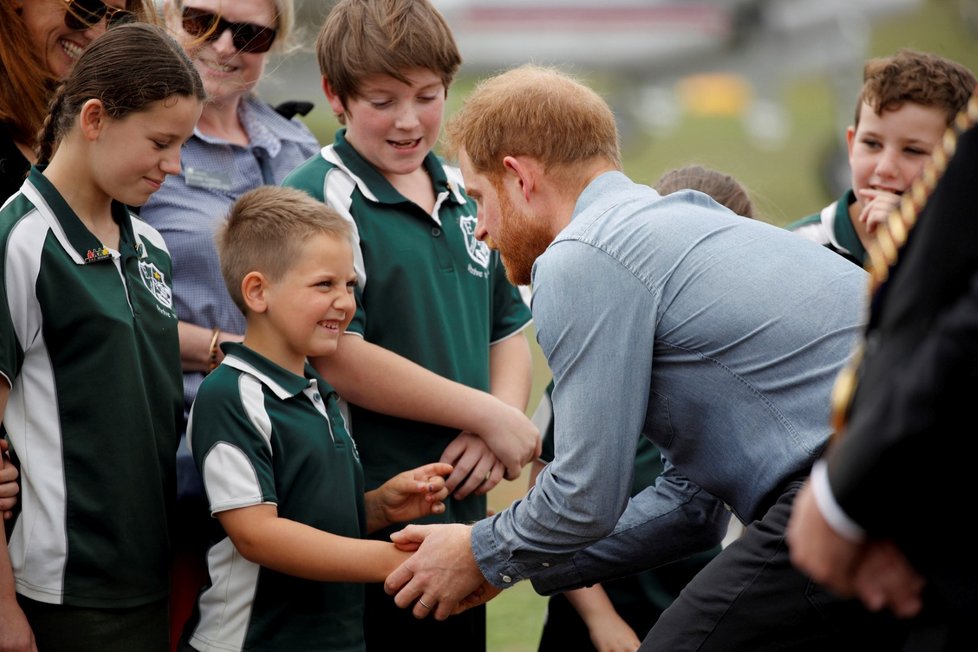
[
  {"x1": 182, "y1": 187, "x2": 451, "y2": 652},
  {"x1": 285, "y1": 5, "x2": 537, "y2": 646},
  {"x1": 787, "y1": 50, "x2": 976, "y2": 266}
]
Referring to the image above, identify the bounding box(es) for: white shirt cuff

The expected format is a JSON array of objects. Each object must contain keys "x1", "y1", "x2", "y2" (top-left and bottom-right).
[{"x1": 810, "y1": 459, "x2": 866, "y2": 542}]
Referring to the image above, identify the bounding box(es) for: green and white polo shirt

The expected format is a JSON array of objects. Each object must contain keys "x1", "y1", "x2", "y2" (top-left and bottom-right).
[
  {"x1": 284, "y1": 130, "x2": 532, "y2": 527},
  {"x1": 0, "y1": 167, "x2": 181, "y2": 608},
  {"x1": 786, "y1": 189, "x2": 865, "y2": 266},
  {"x1": 186, "y1": 343, "x2": 365, "y2": 652}
]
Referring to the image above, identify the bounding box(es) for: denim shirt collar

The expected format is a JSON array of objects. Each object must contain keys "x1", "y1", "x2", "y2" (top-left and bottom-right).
[{"x1": 569, "y1": 170, "x2": 636, "y2": 224}]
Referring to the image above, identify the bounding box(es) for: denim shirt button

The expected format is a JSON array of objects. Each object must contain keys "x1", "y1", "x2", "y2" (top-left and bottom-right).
[
  {"x1": 541, "y1": 562, "x2": 550, "y2": 567},
  {"x1": 500, "y1": 574, "x2": 512, "y2": 583}
]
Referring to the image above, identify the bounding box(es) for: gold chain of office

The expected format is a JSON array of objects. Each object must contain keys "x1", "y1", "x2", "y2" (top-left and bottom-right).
[{"x1": 829, "y1": 90, "x2": 978, "y2": 435}]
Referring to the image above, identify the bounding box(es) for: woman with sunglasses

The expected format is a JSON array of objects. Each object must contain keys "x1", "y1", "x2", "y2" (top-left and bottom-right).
[
  {"x1": 139, "y1": 0, "x2": 318, "y2": 641},
  {"x1": 0, "y1": 0, "x2": 156, "y2": 204}
]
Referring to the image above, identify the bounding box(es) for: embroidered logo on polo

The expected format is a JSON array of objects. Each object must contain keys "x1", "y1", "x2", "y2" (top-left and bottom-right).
[
  {"x1": 138, "y1": 260, "x2": 173, "y2": 309},
  {"x1": 459, "y1": 215, "x2": 490, "y2": 269}
]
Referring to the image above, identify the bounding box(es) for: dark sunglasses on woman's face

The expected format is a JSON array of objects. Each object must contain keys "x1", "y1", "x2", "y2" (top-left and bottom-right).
[
  {"x1": 62, "y1": 0, "x2": 135, "y2": 31},
  {"x1": 181, "y1": 7, "x2": 278, "y2": 54}
]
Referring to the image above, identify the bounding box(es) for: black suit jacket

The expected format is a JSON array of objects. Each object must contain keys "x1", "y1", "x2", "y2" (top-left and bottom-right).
[{"x1": 826, "y1": 124, "x2": 978, "y2": 612}]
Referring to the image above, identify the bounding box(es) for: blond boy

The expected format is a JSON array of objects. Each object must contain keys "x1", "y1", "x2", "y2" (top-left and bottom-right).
[{"x1": 182, "y1": 186, "x2": 452, "y2": 651}]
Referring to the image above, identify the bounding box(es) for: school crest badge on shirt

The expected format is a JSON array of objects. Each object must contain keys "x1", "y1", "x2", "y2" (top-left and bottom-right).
[
  {"x1": 138, "y1": 260, "x2": 173, "y2": 309},
  {"x1": 459, "y1": 214, "x2": 490, "y2": 270}
]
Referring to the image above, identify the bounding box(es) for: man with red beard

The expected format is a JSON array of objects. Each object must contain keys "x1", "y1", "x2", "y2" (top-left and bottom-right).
[{"x1": 383, "y1": 66, "x2": 912, "y2": 650}]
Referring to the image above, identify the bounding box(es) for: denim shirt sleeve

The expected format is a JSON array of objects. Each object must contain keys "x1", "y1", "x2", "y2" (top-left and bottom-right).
[
  {"x1": 530, "y1": 459, "x2": 730, "y2": 595},
  {"x1": 471, "y1": 229, "x2": 717, "y2": 588}
]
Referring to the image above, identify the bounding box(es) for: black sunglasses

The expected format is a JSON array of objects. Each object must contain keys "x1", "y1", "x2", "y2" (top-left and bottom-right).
[
  {"x1": 181, "y1": 7, "x2": 278, "y2": 54},
  {"x1": 63, "y1": 0, "x2": 134, "y2": 31}
]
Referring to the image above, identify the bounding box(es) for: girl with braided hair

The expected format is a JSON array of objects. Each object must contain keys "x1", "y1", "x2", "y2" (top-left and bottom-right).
[{"x1": 0, "y1": 22, "x2": 204, "y2": 652}]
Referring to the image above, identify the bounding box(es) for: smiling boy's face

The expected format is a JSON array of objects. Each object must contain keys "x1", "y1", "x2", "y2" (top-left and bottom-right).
[
  {"x1": 258, "y1": 233, "x2": 357, "y2": 373},
  {"x1": 847, "y1": 101, "x2": 947, "y2": 208},
  {"x1": 325, "y1": 68, "x2": 446, "y2": 184}
]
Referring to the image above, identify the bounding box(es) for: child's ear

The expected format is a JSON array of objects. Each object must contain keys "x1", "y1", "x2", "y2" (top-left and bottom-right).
[
  {"x1": 323, "y1": 78, "x2": 346, "y2": 118},
  {"x1": 78, "y1": 99, "x2": 107, "y2": 141},
  {"x1": 845, "y1": 125, "x2": 857, "y2": 158},
  {"x1": 241, "y1": 271, "x2": 270, "y2": 314}
]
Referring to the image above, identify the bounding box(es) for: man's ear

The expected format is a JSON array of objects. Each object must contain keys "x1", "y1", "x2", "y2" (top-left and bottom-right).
[
  {"x1": 241, "y1": 271, "x2": 270, "y2": 314},
  {"x1": 502, "y1": 156, "x2": 537, "y2": 202},
  {"x1": 78, "y1": 99, "x2": 107, "y2": 141}
]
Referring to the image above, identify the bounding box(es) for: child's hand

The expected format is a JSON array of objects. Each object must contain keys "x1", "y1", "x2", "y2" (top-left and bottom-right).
[
  {"x1": 439, "y1": 432, "x2": 505, "y2": 500},
  {"x1": 453, "y1": 580, "x2": 502, "y2": 615},
  {"x1": 857, "y1": 188, "x2": 903, "y2": 235},
  {"x1": 0, "y1": 439, "x2": 19, "y2": 520},
  {"x1": 365, "y1": 462, "x2": 453, "y2": 533},
  {"x1": 477, "y1": 403, "x2": 542, "y2": 480}
]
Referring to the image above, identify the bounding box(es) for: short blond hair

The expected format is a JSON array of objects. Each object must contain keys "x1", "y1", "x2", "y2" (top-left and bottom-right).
[
  {"x1": 444, "y1": 65, "x2": 621, "y2": 183},
  {"x1": 316, "y1": 0, "x2": 461, "y2": 121},
  {"x1": 217, "y1": 186, "x2": 353, "y2": 313}
]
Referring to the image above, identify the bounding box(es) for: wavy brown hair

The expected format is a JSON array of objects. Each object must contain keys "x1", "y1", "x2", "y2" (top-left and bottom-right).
[{"x1": 856, "y1": 49, "x2": 977, "y2": 128}]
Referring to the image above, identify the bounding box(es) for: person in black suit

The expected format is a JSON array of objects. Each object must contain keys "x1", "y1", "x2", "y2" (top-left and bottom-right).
[{"x1": 788, "y1": 98, "x2": 978, "y2": 650}]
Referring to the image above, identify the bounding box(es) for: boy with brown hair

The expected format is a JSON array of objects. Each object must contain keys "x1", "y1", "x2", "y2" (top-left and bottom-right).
[
  {"x1": 283, "y1": 1, "x2": 537, "y2": 649},
  {"x1": 788, "y1": 49, "x2": 976, "y2": 265},
  {"x1": 181, "y1": 185, "x2": 453, "y2": 652}
]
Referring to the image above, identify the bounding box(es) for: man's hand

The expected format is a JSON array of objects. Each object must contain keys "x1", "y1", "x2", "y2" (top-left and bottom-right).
[
  {"x1": 851, "y1": 540, "x2": 925, "y2": 618},
  {"x1": 385, "y1": 523, "x2": 491, "y2": 620},
  {"x1": 0, "y1": 440, "x2": 19, "y2": 520},
  {"x1": 787, "y1": 482, "x2": 924, "y2": 618},
  {"x1": 439, "y1": 432, "x2": 505, "y2": 500}
]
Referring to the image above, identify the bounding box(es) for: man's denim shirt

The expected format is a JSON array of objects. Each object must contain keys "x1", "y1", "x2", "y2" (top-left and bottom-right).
[{"x1": 470, "y1": 171, "x2": 867, "y2": 593}]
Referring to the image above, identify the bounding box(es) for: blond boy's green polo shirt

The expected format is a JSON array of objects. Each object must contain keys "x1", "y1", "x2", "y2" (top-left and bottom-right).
[{"x1": 186, "y1": 343, "x2": 365, "y2": 651}]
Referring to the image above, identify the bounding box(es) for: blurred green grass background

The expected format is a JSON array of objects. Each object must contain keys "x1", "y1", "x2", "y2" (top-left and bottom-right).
[{"x1": 287, "y1": 0, "x2": 978, "y2": 648}]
